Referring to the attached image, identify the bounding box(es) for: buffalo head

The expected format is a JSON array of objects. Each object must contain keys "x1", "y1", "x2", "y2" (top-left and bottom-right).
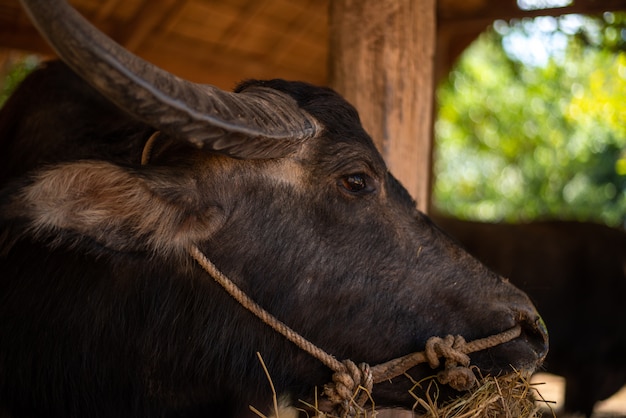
[{"x1": 0, "y1": 1, "x2": 548, "y2": 417}]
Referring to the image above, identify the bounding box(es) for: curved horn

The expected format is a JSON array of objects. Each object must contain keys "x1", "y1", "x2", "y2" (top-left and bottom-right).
[{"x1": 19, "y1": 0, "x2": 319, "y2": 159}]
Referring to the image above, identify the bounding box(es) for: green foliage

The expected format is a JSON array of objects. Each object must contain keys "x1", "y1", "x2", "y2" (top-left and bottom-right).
[
  {"x1": 434, "y1": 13, "x2": 626, "y2": 227},
  {"x1": 0, "y1": 55, "x2": 39, "y2": 107}
]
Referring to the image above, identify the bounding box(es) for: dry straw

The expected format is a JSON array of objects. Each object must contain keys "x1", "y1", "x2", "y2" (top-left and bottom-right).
[
  {"x1": 406, "y1": 369, "x2": 554, "y2": 418},
  {"x1": 255, "y1": 369, "x2": 554, "y2": 418}
]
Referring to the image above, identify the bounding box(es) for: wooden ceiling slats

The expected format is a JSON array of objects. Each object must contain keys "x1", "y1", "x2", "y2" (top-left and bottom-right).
[
  {"x1": 174, "y1": 2, "x2": 238, "y2": 43},
  {"x1": 119, "y1": 0, "x2": 185, "y2": 52},
  {"x1": 93, "y1": 0, "x2": 125, "y2": 21},
  {"x1": 0, "y1": 0, "x2": 625, "y2": 87}
]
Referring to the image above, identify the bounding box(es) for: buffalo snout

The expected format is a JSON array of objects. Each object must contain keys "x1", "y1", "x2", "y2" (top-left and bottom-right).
[{"x1": 472, "y1": 281, "x2": 549, "y2": 374}]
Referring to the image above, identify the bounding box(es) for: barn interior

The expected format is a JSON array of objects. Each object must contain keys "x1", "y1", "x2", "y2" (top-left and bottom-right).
[
  {"x1": 2, "y1": 0, "x2": 626, "y2": 210},
  {"x1": 1, "y1": 0, "x2": 624, "y2": 86},
  {"x1": 1, "y1": 0, "x2": 626, "y2": 417}
]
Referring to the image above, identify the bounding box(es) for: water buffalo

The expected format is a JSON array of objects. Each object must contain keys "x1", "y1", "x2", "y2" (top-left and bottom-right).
[
  {"x1": 433, "y1": 215, "x2": 626, "y2": 417},
  {"x1": 0, "y1": 1, "x2": 548, "y2": 417}
]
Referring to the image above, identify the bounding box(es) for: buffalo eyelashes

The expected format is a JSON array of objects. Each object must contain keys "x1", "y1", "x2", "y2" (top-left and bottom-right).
[{"x1": 339, "y1": 173, "x2": 375, "y2": 195}]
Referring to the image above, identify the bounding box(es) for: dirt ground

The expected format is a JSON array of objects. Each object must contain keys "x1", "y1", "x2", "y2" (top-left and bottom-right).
[{"x1": 532, "y1": 373, "x2": 626, "y2": 417}]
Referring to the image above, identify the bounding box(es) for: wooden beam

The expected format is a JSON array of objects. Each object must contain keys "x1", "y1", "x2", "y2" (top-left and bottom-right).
[
  {"x1": 436, "y1": 0, "x2": 626, "y2": 83},
  {"x1": 439, "y1": 0, "x2": 626, "y2": 24},
  {"x1": 329, "y1": 0, "x2": 436, "y2": 214}
]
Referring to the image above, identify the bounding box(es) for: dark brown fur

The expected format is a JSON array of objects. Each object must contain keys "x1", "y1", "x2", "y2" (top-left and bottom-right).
[{"x1": 0, "y1": 62, "x2": 548, "y2": 418}]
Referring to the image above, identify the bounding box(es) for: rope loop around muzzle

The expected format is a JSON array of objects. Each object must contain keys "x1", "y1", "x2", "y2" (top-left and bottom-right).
[
  {"x1": 188, "y1": 243, "x2": 523, "y2": 417},
  {"x1": 144, "y1": 133, "x2": 517, "y2": 416}
]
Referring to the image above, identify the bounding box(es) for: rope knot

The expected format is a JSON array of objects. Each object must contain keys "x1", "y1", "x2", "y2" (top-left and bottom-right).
[
  {"x1": 324, "y1": 360, "x2": 373, "y2": 417},
  {"x1": 425, "y1": 334, "x2": 477, "y2": 391},
  {"x1": 425, "y1": 334, "x2": 470, "y2": 368},
  {"x1": 437, "y1": 366, "x2": 478, "y2": 391},
  {"x1": 189, "y1": 244, "x2": 524, "y2": 409}
]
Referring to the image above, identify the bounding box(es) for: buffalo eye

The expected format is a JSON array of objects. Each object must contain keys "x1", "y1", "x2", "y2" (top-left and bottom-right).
[{"x1": 339, "y1": 173, "x2": 375, "y2": 195}]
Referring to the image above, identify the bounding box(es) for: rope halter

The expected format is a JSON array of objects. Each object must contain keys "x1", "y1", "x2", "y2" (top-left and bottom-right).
[
  {"x1": 141, "y1": 132, "x2": 523, "y2": 417},
  {"x1": 188, "y1": 244, "x2": 522, "y2": 418}
]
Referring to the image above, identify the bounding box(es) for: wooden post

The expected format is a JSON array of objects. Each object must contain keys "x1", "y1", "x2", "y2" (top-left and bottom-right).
[
  {"x1": 329, "y1": 0, "x2": 436, "y2": 214},
  {"x1": 329, "y1": 1, "x2": 436, "y2": 416}
]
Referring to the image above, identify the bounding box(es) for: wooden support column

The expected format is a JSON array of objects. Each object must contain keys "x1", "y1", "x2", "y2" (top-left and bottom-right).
[{"x1": 329, "y1": 0, "x2": 436, "y2": 214}]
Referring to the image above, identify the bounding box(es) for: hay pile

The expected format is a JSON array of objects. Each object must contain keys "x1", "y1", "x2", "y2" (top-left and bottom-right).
[
  {"x1": 251, "y1": 350, "x2": 552, "y2": 418},
  {"x1": 407, "y1": 370, "x2": 553, "y2": 418},
  {"x1": 275, "y1": 370, "x2": 553, "y2": 418}
]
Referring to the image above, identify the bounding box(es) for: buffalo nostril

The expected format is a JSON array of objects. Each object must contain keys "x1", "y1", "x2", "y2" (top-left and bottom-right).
[
  {"x1": 520, "y1": 314, "x2": 549, "y2": 360},
  {"x1": 536, "y1": 316, "x2": 548, "y2": 340}
]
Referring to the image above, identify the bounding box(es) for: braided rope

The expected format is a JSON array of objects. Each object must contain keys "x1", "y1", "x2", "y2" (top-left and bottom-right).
[
  {"x1": 143, "y1": 132, "x2": 523, "y2": 417},
  {"x1": 188, "y1": 244, "x2": 345, "y2": 373},
  {"x1": 370, "y1": 325, "x2": 522, "y2": 384},
  {"x1": 188, "y1": 244, "x2": 523, "y2": 417}
]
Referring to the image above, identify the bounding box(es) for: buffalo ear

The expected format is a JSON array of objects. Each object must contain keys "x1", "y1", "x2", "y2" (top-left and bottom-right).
[{"x1": 2, "y1": 161, "x2": 225, "y2": 256}]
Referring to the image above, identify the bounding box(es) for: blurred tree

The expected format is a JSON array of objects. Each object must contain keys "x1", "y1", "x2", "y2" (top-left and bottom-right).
[
  {"x1": 0, "y1": 51, "x2": 39, "y2": 107},
  {"x1": 434, "y1": 12, "x2": 626, "y2": 227}
]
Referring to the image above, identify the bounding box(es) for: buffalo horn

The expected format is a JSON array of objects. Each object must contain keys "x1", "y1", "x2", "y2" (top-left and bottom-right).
[{"x1": 19, "y1": 0, "x2": 319, "y2": 159}]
